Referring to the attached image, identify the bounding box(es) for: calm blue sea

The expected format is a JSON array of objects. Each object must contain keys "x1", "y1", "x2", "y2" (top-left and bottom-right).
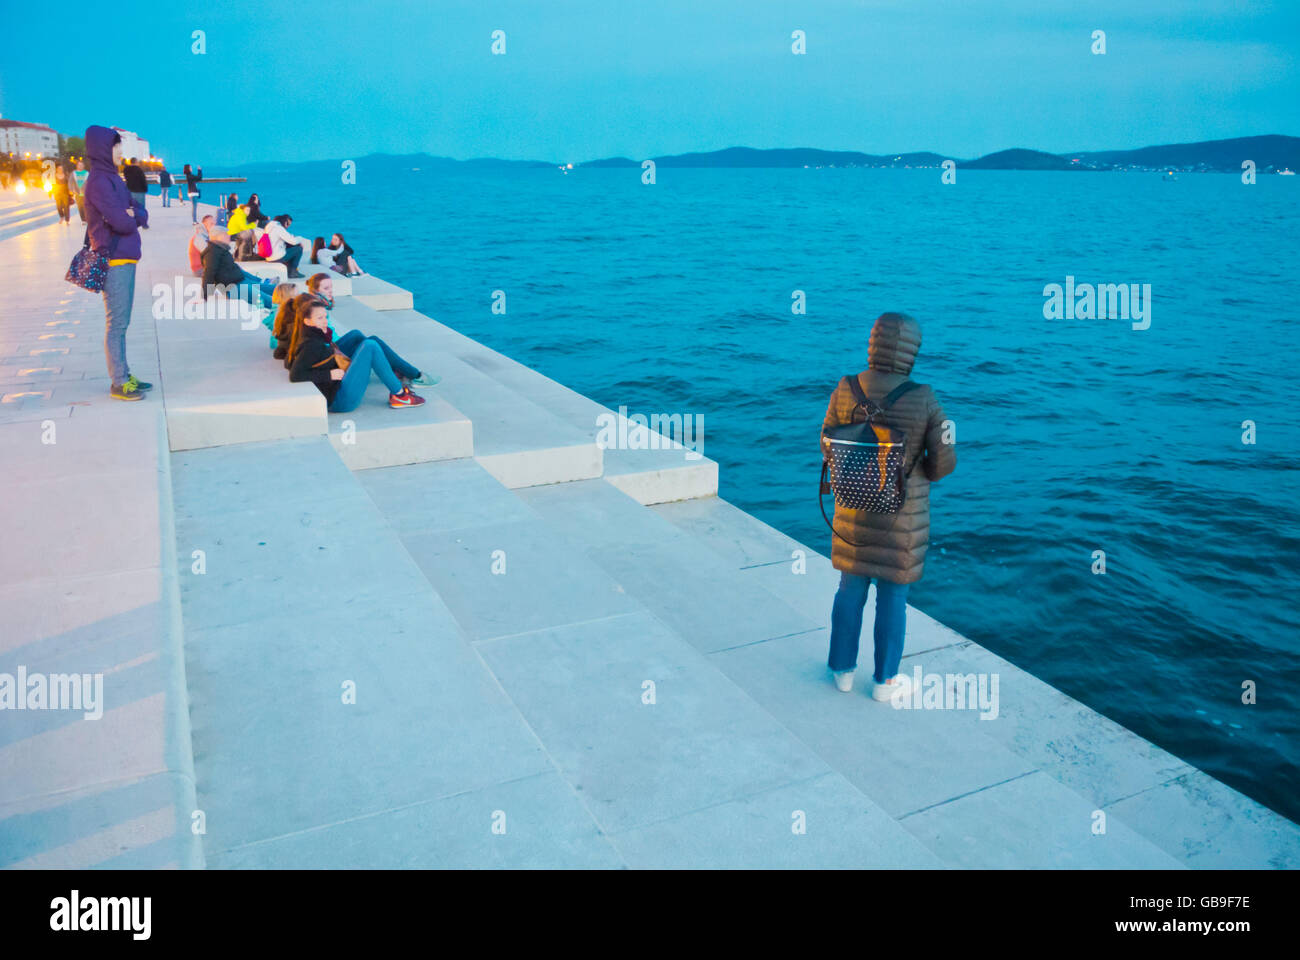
[{"x1": 220, "y1": 163, "x2": 1300, "y2": 820}]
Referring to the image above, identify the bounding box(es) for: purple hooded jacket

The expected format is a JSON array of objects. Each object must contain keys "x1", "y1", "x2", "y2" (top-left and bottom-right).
[{"x1": 84, "y1": 125, "x2": 148, "y2": 261}]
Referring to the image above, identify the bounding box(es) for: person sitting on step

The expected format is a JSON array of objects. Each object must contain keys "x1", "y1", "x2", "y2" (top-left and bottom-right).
[
  {"x1": 287, "y1": 300, "x2": 426, "y2": 411},
  {"x1": 200, "y1": 229, "x2": 280, "y2": 309},
  {"x1": 263, "y1": 282, "x2": 298, "y2": 349},
  {"x1": 264, "y1": 214, "x2": 312, "y2": 278},
  {"x1": 304, "y1": 273, "x2": 438, "y2": 388}
]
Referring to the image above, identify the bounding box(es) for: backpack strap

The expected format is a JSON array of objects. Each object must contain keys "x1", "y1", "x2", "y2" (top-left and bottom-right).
[
  {"x1": 881, "y1": 379, "x2": 920, "y2": 408},
  {"x1": 847, "y1": 374, "x2": 919, "y2": 422}
]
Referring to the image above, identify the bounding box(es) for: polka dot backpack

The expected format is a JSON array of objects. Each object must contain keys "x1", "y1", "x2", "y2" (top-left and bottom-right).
[{"x1": 819, "y1": 376, "x2": 920, "y2": 541}]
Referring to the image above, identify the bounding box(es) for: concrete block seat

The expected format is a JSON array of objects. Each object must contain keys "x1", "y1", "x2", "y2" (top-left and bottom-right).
[
  {"x1": 348, "y1": 273, "x2": 414, "y2": 311},
  {"x1": 362, "y1": 310, "x2": 717, "y2": 503},
  {"x1": 154, "y1": 313, "x2": 328, "y2": 452},
  {"x1": 327, "y1": 379, "x2": 473, "y2": 471},
  {"x1": 236, "y1": 258, "x2": 353, "y2": 297},
  {"x1": 328, "y1": 298, "x2": 602, "y2": 488}
]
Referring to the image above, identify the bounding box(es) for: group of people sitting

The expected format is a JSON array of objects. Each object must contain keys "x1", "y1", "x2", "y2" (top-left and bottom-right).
[
  {"x1": 267, "y1": 274, "x2": 439, "y2": 411},
  {"x1": 216, "y1": 193, "x2": 365, "y2": 280},
  {"x1": 182, "y1": 195, "x2": 438, "y2": 412}
]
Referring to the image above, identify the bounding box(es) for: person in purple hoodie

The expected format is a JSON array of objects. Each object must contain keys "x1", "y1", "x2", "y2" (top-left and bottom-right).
[{"x1": 84, "y1": 125, "x2": 152, "y2": 401}]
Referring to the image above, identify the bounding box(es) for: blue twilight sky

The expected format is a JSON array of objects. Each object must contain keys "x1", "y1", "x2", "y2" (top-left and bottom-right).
[{"x1": 1, "y1": 0, "x2": 1295, "y2": 167}]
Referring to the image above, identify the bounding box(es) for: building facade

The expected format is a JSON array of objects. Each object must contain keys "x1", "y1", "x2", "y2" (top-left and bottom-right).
[
  {"x1": 113, "y1": 128, "x2": 151, "y2": 163},
  {"x1": 0, "y1": 119, "x2": 59, "y2": 159}
]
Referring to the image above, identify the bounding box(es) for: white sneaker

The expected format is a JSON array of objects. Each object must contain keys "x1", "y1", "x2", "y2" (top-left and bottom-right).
[
  {"x1": 871, "y1": 674, "x2": 911, "y2": 702},
  {"x1": 832, "y1": 670, "x2": 855, "y2": 693}
]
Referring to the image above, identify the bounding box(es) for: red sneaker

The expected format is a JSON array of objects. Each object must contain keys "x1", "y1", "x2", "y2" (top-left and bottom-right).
[{"x1": 389, "y1": 387, "x2": 426, "y2": 408}]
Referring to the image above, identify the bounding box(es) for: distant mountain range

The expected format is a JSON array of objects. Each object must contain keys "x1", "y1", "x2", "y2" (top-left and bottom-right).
[{"x1": 227, "y1": 135, "x2": 1298, "y2": 174}]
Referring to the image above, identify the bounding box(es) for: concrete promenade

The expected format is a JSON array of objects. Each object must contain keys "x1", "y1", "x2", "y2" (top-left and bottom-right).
[{"x1": 1, "y1": 191, "x2": 1297, "y2": 868}]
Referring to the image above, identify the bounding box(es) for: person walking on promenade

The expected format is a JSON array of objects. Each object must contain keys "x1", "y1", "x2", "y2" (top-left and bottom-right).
[
  {"x1": 84, "y1": 125, "x2": 151, "y2": 401},
  {"x1": 158, "y1": 166, "x2": 172, "y2": 207},
  {"x1": 52, "y1": 164, "x2": 72, "y2": 224},
  {"x1": 72, "y1": 160, "x2": 89, "y2": 222},
  {"x1": 821, "y1": 311, "x2": 956, "y2": 699},
  {"x1": 122, "y1": 157, "x2": 148, "y2": 214},
  {"x1": 183, "y1": 163, "x2": 203, "y2": 223}
]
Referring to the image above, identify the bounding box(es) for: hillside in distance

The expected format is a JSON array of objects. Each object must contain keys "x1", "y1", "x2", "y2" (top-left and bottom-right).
[
  {"x1": 582, "y1": 146, "x2": 947, "y2": 168},
  {"x1": 221, "y1": 136, "x2": 1298, "y2": 174},
  {"x1": 1067, "y1": 134, "x2": 1298, "y2": 171}
]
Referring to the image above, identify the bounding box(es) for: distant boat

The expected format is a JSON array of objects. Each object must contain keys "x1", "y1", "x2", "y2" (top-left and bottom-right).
[
  {"x1": 1162, "y1": 171, "x2": 1178, "y2": 181},
  {"x1": 1279, "y1": 168, "x2": 1296, "y2": 176}
]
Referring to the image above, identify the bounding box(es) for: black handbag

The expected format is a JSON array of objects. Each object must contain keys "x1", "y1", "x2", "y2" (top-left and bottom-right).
[{"x1": 819, "y1": 376, "x2": 920, "y2": 546}]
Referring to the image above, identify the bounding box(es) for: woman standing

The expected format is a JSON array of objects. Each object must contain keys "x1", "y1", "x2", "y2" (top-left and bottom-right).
[
  {"x1": 183, "y1": 163, "x2": 203, "y2": 223},
  {"x1": 821, "y1": 312, "x2": 956, "y2": 699},
  {"x1": 72, "y1": 160, "x2": 89, "y2": 222},
  {"x1": 52, "y1": 164, "x2": 72, "y2": 224},
  {"x1": 84, "y1": 125, "x2": 151, "y2": 401}
]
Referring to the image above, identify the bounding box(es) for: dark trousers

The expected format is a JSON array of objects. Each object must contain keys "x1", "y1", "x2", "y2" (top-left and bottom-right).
[{"x1": 275, "y1": 245, "x2": 304, "y2": 275}]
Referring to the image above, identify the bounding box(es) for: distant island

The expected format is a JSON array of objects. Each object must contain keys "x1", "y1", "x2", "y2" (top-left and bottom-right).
[{"x1": 228, "y1": 135, "x2": 1298, "y2": 174}]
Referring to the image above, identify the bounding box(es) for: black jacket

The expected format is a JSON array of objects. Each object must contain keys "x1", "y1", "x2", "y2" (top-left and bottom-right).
[
  {"x1": 185, "y1": 167, "x2": 202, "y2": 196},
  {"x1": 288, "y1": 325, "x2": 341, "y2": 406},
  {"x1": 200, "y1": 242, "x2": 246, "y2": 297},
  {"x1": 122, "y1": 164, "x2": 148, "y2": 193}
]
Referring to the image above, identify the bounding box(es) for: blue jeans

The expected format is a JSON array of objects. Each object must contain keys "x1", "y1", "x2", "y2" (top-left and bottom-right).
[
  {"x1": 189, "y1": 194, "x2": 199, "y2": 222},
  {"x1": 329, "y1": 339, "x2": 403, "y2": 412},
  {"x1": 236, "y1": 269, "x2": 277, "y2": 309},
  {"x1": 102, "y1": 262, "x2": 136, "y2": 387},
  {"x1": 827, "y1": 573, "x2": 909, "y2": 682},
  {"x1": 161, "y1": 188, "x2": 171, "y2": 207},
  {"x1": 334, "y1": 330, "x2": 419, "y2": 380},
  {"x1": 130, "y1": 191, "x2": 146, "y2": 211}
]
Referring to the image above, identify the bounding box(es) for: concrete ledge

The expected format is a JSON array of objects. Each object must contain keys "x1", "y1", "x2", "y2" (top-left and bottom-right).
[
  {"x1": 328, "y1": 386, "x2": 474, "y2": 471},
  {"x1": 329, "y1": 299, "x2": 603, "y2": 487},
  {"x1": 238, "y1": 260, "x2": 353, "y2": 296},
  {"x1": 349, "y1": 274, "x2": 414, "y2": 311},
  {"x1": 372, "y1": 311, "x2": 718, "y2": 502},
  {"x1": 156, "y1": 327, "x2": 327, "y2": 451}
]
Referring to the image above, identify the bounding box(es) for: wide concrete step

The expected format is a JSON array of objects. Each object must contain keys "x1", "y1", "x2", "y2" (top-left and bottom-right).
[
  {"x1": 512, "y1": 479, "x2": 1194, "y2": 867},
  {"x1": 150, "y1": 288, "x2": 474, "y2": 469},
  {"x1": 331, "y1": 298, "x2": 602, "y2": 488},
  {"x1": 354, "y1": 456, "x2": 942, "y2": 867},
  {"x1": 648, "y1": 494, "x2": 1300, "y2": 868},
  {"x1": 0, "y1": 403, "x2": 201, "y2": 869},
  {"x1": 369, "y1": 310, "x2": 716, "y2": 503},
  {"x1": 170, "y1": 436, "x2": 609, "y2": 867}
]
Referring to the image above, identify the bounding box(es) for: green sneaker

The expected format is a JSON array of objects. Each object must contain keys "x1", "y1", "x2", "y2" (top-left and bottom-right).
[
  {"x1": 408, "y1": 371, "x2": 440, "y2": 387},
  {"x1": 126, "y1": 374, "x2": 153, "y2": 391},
  {"x1": 110, "y1": 381, "x2": 145, "y2": 401}
]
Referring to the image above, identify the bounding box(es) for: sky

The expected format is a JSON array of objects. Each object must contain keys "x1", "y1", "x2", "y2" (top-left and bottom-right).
[{"x1": 1, "y1": 0, "x2": 1295, "y2": 168}]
